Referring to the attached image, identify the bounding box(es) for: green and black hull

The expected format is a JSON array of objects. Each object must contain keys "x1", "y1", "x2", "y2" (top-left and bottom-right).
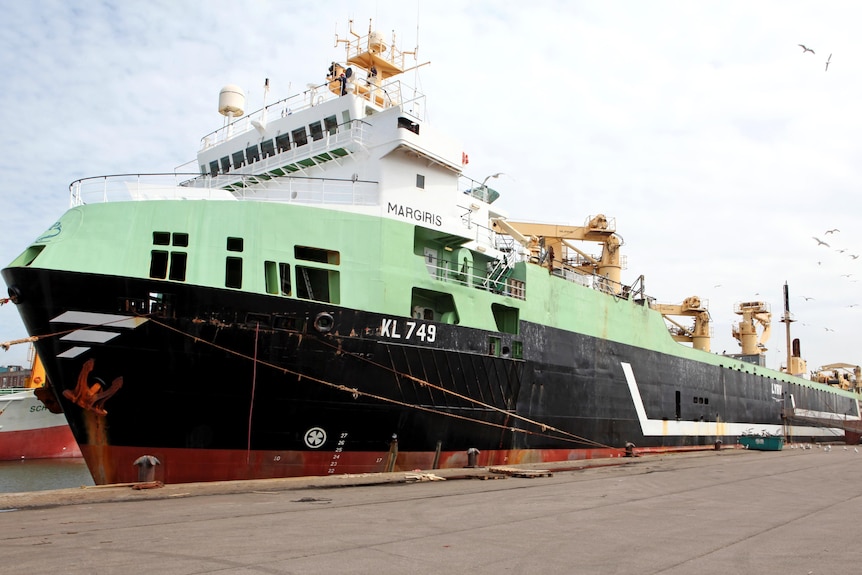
[{"x1": 4, "y1": 259, "x2": 856, "y2": 484}]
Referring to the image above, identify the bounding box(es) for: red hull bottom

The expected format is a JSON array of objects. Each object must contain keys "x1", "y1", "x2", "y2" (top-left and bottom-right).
[
  {"x1": 79, "y1": 443, "x2": 726, "y2": 485},
  {"x1": 0, "y1": 426, "x2": 82, "y2": 461}
]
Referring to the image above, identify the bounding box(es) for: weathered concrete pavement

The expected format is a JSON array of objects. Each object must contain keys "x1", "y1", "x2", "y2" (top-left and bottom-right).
[{"x1": 2, "y1": 447, "x2": 861, "y2": 574}]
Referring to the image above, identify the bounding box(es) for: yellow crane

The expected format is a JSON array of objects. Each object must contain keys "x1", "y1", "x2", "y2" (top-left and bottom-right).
[
  {"x1": 490, "y1": 214, "x2": 623, "y2": 294},
  {"x1": 811, "y1": 363, "x2": 861, "y2": 391},
  {"x1": 650, "y1": 296, "x2": 712, "y2": 352},
  {"x1": 731, "y1": 301, "x2": 771, "y2": 355}
]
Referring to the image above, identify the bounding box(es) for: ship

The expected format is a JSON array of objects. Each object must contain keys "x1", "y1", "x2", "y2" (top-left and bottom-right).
[
  {"x1": 2, "y1": 19, "x2": 860, "y2": 485},
  {"x1": 0, "y1": 351, "x2": 81, "y2": 460}
]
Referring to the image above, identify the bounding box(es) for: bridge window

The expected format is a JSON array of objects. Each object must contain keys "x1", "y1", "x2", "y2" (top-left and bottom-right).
[
  {"x1": 324, "y1": 115, "x2": 338, "y2": 135},
  {"x1": 246, "y1": 145, "x2": 260, "y2": 163},
  {"x1": 275, "y1": 134, "x2": 291, "y2": 153},
  {"x1": 261, "y1": 139, "x2": 275, "y2": 158},
  {"x1": 292, "y1": 127, "x2": 308, "y2": 147},
  {"x1": 309, "y1": 121, "x2": 324, "y2": 141},
  {"x1": 232, "y1": 150, "x2": 245, "y2": 169}
]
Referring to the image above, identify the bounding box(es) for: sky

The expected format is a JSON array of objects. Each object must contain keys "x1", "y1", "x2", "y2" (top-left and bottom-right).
[{"x1": 2, "y1": 0, "x2": 861, "y2": 375}]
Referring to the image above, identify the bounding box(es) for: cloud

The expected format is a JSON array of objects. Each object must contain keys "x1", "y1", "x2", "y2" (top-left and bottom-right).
[{"x1": 2, "y1": 0, "x2": 862, "y2": 372}]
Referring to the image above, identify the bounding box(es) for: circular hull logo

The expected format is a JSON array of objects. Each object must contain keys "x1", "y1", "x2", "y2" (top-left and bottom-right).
[{"x1": 304, "y1": 427, "x2": 327, "y2": 448}]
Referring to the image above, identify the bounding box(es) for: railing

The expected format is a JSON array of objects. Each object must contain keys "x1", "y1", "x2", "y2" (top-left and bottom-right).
[
  {"x1": 424, "y1": 256, "x2": 525, "y2": 300},
  {"x1": 199, "y1": 118, "x2": 369, "y2": 178},
  {"x1": 425, "y1": 245, "x2": 641, "y2": 302},
  {"x1": 69, "y1": 174, "x2": 379, "y2": 207},
  {"x1": 70, "y1": 120, "x2": 377, "y2": 207},
  {"x1": 199, "y1": 79, "x2": 425, "y2": 151}
]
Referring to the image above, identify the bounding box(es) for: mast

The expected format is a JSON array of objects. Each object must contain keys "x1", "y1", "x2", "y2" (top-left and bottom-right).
[{"x1": 782, "y1": 282, "x2": 792, "y2": 374}]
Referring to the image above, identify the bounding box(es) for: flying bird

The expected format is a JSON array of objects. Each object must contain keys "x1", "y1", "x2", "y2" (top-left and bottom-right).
[
  {"x1": 801, "y1": 296, "x2": 815, "y2": 301},
  {"x1": 812, "y1": 236, "x2": 830, "y2": 247},
  {"x1": 798, "y1": 44, "x2": 815, "y2": 54},
  {"x1": 826, "y1": 53, "x2": 832, "y2": 71},
  {"x1": 825, "y1": 228, "x2": 839, "y2": 234},
  {"x1": 851, "y1": 254, "x2": 860, "y2": 260}
]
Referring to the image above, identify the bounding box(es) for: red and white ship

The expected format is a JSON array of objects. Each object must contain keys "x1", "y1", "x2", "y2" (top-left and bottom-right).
[{"x1": 0, "y1": 353, "x2": 81, "y2": 460}]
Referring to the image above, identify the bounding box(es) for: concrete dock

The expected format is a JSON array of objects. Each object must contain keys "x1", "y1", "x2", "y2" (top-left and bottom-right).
[{"x1": 2, "y1": 446, "x2": 861, "y2": 574}]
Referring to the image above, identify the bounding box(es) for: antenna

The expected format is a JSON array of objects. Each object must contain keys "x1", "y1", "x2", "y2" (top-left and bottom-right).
[
  {"x1": 781, "y1": 281, "x2": 793, "y2": 374},
  {"x1": 262, "y1": 78, "x2": 270, "y2": 124}
]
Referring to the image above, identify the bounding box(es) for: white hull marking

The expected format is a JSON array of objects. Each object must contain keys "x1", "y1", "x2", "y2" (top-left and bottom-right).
[{"x1": 621, "y1": 361, "x2": 839, "y2": 438}]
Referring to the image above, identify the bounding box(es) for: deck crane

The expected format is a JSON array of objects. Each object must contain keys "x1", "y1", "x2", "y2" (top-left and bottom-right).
[
  {"x1": 650, "y1": 296, "x2": 712, "y2": 352},
  {"x1": 732, "y1": 301, "x2": 771, "y2": 355},
  {"x1": 490, "y1": 214, "x2": 623, "y2": 294}
]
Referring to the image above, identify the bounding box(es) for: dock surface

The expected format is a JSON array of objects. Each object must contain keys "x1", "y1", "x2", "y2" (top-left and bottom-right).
[{"x1": 2, "y1": 447, "x2": 861, "y2": 574}]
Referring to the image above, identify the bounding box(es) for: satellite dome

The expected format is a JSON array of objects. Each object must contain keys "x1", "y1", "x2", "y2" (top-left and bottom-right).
[{"x1": 218, "y1": 84, "x2": 245, "y2": 117}]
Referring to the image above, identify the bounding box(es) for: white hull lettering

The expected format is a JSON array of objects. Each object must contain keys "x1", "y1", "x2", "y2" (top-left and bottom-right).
[
  {"x1": 380, "y1": 319, "x2": 437, "y2": 342},
  {"x1": 386, "y1": 202, "x2": 443, "y2": 227}
]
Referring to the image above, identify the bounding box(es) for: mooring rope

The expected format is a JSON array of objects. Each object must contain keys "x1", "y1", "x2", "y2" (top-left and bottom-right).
[
  {"x1": 1, "y1": 313, "x2": 616, "y2": 449},
  {"x1": 142, "y1": 316, "x2": 613, "y2": 449},
  {"x1": 306, "y1": 327, "x2": 614, "y2": 449}
]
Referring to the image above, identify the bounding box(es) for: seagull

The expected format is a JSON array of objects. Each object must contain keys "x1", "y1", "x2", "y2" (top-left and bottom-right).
[
  {"x1": 842, "y1": 274, "x2": 853, "y2": 278},
  {"x1": 851, "y1": 254, "x2": 860, "y2": 260},
  {"x1": 799, "y1": 44, "x2": 815, "y2": 54},
  {"x1": 826, "y1": 53, "x2": 832, "y2": 71},
  {"x1": 825, "y1": 228, "x2": 840, "y2": 234},
  {"x1": 837, "y1": 248, "x2": 847, "y2": 253},
  {"x1": 825, "y1": 327, "x2": 835, "y2": 332},
  {"x1": 481, "y1": 172, "x2": 505, "y2": 187},
  {"x1": 801, "y1": 296, "x2": 815, "y2": 301},
  {"x1": 812, "y1": 236, "x2": 830, "y2": 247}
]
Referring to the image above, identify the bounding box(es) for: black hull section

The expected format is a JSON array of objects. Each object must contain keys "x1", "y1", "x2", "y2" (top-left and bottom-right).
[{"x1": 3, "y1": 267, "x2": 857, "y2": 483}]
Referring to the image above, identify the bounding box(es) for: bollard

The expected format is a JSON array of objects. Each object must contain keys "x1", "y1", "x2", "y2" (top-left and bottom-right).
[
  {"x1": 466, "y1": 447, "x2": 480, "y2": 468},
  {"x1": 133, "y1": 455, "x2": 161, "y2": 482},
  {"x1": 624, "y1": 442, "x2": 636, "y2": 457},
  {"x1": 714, "y1": 439, "x2": 723, "y2": 451},
  {"x1": 385, "y1": 434, "x2": 398, "y2": 472}
]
